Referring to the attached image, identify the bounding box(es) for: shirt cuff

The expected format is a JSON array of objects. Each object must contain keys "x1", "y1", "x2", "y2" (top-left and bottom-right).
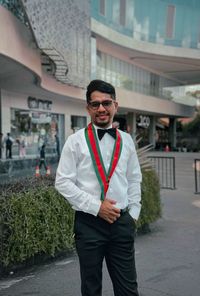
[
  {"x1": 86, "y1": 199, "x2": 102, "y2": 216},
  {"x1": 128, "y1": 204, "x2": 141, "y2": 221}
]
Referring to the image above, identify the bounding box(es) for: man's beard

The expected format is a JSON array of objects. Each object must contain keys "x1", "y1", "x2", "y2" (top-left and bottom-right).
[
  {"x1": 94, "y1": 117, "x2": 112, "y2": 128},
  {"x1": 93, "y1": 112, "x2": 112, "y2": 128},
  {"x1": 96, "y1": 121, "x2": 110, "y2": 127}
]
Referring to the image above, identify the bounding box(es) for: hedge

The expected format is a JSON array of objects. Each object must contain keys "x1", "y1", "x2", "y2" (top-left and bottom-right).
[
  {"x1": 0, "y1": 176, "x2": 74, "y2": 270},
  {"x1": 0, "y1": 170, "x2": 161, "y2": 270},
  {"x1": 137, "y1": 169, "x2": 161, "y2": 231}
]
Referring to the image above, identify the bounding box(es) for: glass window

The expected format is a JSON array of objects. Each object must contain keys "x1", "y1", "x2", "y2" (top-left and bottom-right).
[
  {"x1": 99, "y1": 0, "x2": 106, "y2": 16},
  {"x1": 91, "y1": 37, "x2": 97, "y2": 79},
  {"x1": 95, "y1": 50, "x2": 177, "y2": 99},
  {"x1": 198, "y1": 20, "x2": 200, "y2": 43},
  {"x1": 120, "y1": 0, "x2": 126, "y2": 26},
  {"x1": 113, "y1": 0, "x2": 120, "y2": 24},
  {"x1": 10, "y1": 108, "x2": 64, "y2": 156},
  {"x1": 105, "y1": 54, "x2": 111, "y2": 82},
  {"x1": 166, "y1": 5, "x2": 176, "y2": 39},
  {"x1": 125, "y1": 0, "x2": 133, "y2": 28}
]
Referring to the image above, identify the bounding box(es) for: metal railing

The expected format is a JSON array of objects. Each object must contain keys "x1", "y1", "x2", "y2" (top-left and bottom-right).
[
  {"x1": 194, "y1": 159, "x2": 200, "y2": 194},
  {"x1": 148, "y1": 156, "x2": 176, "y2": 189}
]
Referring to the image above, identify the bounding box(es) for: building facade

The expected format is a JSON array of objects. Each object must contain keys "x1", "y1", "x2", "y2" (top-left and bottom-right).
[
  {"x1": 0, "y1": 0, "x2": 91, "y2": 157},
  {"x1": 0, "y1": 0, "x2": 199, "y2": 158}
]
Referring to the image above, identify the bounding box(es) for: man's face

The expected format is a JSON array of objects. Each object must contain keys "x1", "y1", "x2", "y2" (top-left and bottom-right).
[{"x1": 87, "y1": 91, "x2": 118, "y2": 128}]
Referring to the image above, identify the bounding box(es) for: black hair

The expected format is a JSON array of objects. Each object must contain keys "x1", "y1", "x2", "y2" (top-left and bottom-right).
[{"x1": 86, "y1": 80, "x2": 116, "y2": 103}]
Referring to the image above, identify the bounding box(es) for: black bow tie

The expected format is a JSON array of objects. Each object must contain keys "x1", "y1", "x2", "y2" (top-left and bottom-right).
[{"x1": 97, "y1": 128, "x2": 116, "y2": 140}]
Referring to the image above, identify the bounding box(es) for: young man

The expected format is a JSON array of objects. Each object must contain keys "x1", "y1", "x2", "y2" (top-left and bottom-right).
[{"x1": 55, "y1": 80, "x2": 142, "y2": 296}]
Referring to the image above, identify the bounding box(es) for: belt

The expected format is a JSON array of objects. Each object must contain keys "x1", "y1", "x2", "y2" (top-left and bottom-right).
[{"x1": 120, "y1": 207, "x2": 129, "y2": 214}]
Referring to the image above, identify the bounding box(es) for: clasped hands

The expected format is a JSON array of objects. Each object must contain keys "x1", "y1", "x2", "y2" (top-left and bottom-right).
[{"x1": 98, "y1": 199, "x2": 120, "y2": 224}]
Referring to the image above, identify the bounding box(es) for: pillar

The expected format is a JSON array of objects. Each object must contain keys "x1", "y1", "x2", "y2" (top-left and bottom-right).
[
  {"x1": 148, "y1": 115, "x2": 156, "y2": 148},
  {"x1": 169, "y1": 117, "x2": 177, "y2": 150},
  {"x1": 126, "y1": 112, "x2": 137, "y2": 141}
]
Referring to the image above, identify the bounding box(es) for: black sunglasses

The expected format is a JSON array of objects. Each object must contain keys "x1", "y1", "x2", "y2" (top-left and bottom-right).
[{"x1": 88, "y1": 100, "x2": 114, "y2": 110}]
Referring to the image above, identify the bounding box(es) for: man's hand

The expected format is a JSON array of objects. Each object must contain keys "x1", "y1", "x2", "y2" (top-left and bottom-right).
[{"x1": 98, "y1": 199, "x2": 120, "y2": 224}]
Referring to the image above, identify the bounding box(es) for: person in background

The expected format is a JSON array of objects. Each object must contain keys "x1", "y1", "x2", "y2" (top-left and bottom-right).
[
  {"x1": 19, "y1": 137, "x2": 26, "y2": 158},
  {"x1": 16, "y1": 137, "x2": 21, "y2": 156},
  {"x1": 55, "y1": 134, "x2": 60, "y2": 161},
  {"x1": 16, "y1": 135, "x2": 27, "y2": 158},
  {"x1": 55, "y1": 79, "x2": 142, "y2": 296},
  {"x1": 126, "y1": 124, "x2": 131, "y2": 134},
  {"x1": 112, "y1": 121, "x2": 120, "y2": 129},
  {"x1": 0, "y1": 132, "x2": 4, "y2": 159},
  {"x1": 5, "y1": 133, "x2": 14, "y2": 159},
  {"x1": 39, "y1": 144, "x2": 47, "y2": 171}
]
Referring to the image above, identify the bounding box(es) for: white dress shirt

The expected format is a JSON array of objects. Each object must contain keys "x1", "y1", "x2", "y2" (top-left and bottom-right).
[{"x1": 55, "y1": 124, "x2": 142, "y2": 220}]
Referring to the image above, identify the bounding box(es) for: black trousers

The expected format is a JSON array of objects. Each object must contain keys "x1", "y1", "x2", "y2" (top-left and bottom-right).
[
  {"x1": 39, "y1": 159, "x2": 47, "y2": 170},
  {"x1": 6, "y1": 146, "x2": 12, "y2": 159},
  {"x1": 74, "y1": 211, "x2": 139, "y2": 296}
]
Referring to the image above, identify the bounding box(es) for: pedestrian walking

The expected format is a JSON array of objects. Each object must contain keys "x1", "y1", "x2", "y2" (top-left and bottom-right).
[
  {"x1": 55, "y1": 79, "x2": 142, "y2": 296},
  {"x1": 16, "y1": 137, "x2": 26, "y2": 158},
  {"x1": 19, "y1": 137, "x2": 26, "y2": 158},
  {"x1": 55, "y1": 134, "x2": 60, "y2": 160},
  {"x1": 5, "y1": 133, "x2": 14, "y2": 159},
  {"x1": 39, "y1": 144, "x2": 47, "y2": 172},
  {"x1": 0, "y1": 132, "x2": 3, "y2": 159}
]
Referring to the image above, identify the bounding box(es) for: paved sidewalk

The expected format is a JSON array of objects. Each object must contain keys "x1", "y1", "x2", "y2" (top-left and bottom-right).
[
  {"x1": 0, "y1": 153, "x2": 200, "y2": 296},
  {"x1": 136, "y1": 152, "x2": 200, "y2": 296}
]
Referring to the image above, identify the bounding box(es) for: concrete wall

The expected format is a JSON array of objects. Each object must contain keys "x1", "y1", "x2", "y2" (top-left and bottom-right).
[
  {"x1": 116, "y1": 87, "x2": 194, "y2": 118},
  {"x1": 0, "y1": 5, "x2": 41, "y2": 78},
  {"x1": 21, "y1": 0, "x2": 91, "y2": 88}
]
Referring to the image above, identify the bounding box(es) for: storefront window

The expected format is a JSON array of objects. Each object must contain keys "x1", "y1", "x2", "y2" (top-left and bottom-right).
[{"x1": 11, "y1": 108, "x2": 64, "y2": 157}]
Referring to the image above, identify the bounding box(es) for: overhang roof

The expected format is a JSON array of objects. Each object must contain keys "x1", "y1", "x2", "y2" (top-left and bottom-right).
[
  {"x1": 129, "y1": 50, "x2": 200, "y2": 85},
  {"x1": 95, "y1": 34, "x2": 200, "y2": 85}
]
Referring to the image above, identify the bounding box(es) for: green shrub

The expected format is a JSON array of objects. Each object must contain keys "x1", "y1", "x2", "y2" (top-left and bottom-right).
[
  {"x1": 0, "y1": 176, "x2": 74, "y2": 268},
  {"x1": 0, "y1": 170, "x2": 161, "y2": 269},
  {"x1": 137, "y1": 169, "x2": 161, "y2": 231}
]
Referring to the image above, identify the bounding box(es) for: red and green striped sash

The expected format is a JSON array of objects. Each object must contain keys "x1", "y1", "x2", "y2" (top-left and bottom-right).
[{"x1": 85, "y1": 123, "x2": 122, "y2": 201}]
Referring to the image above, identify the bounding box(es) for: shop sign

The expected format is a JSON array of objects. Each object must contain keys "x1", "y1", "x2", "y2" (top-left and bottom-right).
[
  {"x1": 28, "y1": 97, "x2": 52, "y2": 111},
  {"x1": 137, "y1": 115, "x2": 150, "y2": 128},
  {"x1": 31, "y1": 112, "x2": 52, "y2": 124}
]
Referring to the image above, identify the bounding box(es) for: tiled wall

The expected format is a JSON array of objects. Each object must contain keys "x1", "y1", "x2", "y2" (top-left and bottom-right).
[{"x1": 21, "y1": 0, "x2": 91, "y2": 88}]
